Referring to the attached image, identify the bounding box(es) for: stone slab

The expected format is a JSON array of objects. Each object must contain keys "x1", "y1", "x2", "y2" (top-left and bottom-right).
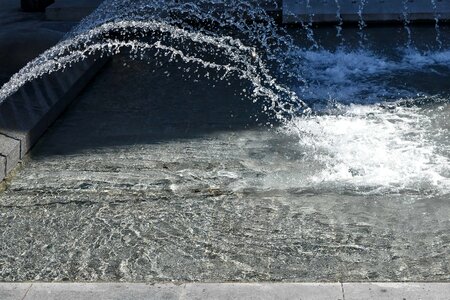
[
  {"x1": 0, "y1": 283, "x2": 344, "y2": 300},
  {"x1": 0, "y1": 283, "x2": 32, "y2": 300},
  {"x1": 0, "y1": 134, "x2": 21, "y2": 178},
  {"x1": 46, "y1": 0, "x2": 103, "y2": 21},
  {"x1": 344, "y1": 283, "x2": 450, "y2": 300},
  {"x1": 1, "y1": 283, "x2": 450, "y2": 299},
  {"x1": 183, "y1": 283, "x2": 343, "y2": 300},
  {"x1": 283, "y1": 0, "x2": 450, "y2": 24},
  {"x1": 24, "y1": 283, "x2": 182, "y2": 300},
  {"x1": 0, "y1": 155, "x2": 5, "y2": 181}
]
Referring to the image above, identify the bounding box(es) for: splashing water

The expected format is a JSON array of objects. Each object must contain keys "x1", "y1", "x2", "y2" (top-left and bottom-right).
[
  {"x1": 402, "y1": 0, "x2": 412, "y2": 48},
  {"x1": 431, "y1": 0, "x2": 443, "y2": 48},
  {"x1": 357, "y1": 0, "x2": 367, "y2": 47},
  {"x1": 0, "y1": 0, "x2": 449, "y2": 196},
  {"x1": 283, "y1": 37, "x2": 450, "y2": 195},
  {"x1": 305, "y1": 0, "x2": 319, "y2": 50},
  {"x1": 297, "y1": 47, "x2": 450, "y2": 104},
  {"x1": 0, "y1": 0, "x2": 310, "y2": 121},
  {"x1": 292, "y1": 0, "x2": 319, "y2": 50},
  {"x1": 281, "y1": 100, "x2": 450, "y2": 195},
  {"x1": 334, "y1": 0, "x2": 344, "y2": 40}
]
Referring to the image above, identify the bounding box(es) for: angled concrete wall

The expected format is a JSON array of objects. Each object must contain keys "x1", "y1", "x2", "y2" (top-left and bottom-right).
[
  {"x1": 0, "y1": 56, "x2": 107, "y2": 182},
  {"x1": 283, "y1": 0, "x2": 450, "y2": 23}
]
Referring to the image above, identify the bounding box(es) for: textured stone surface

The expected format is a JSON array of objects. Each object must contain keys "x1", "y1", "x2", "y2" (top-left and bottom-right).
[
  {"x1": 3, "y1": 283, "x2": 450, "y2": 299},
  {"x1": 0, "y1": 283, "x2": 343, "y2": 300},
  {"x1": 183, "y1": 283, "x2": 342, "y2": 300},
  {"x1": 344, "y1": 283, "x2": 450, "y2": 300},
  {"x1": 23, "y1": 283, "x2": 181, "y2": 300},
  {"x1": 0, "y1": 156, "x2": 5, "y2": 181},
  {"x1": 0, "y1": 134, "x2": 20, "y2": 175},
  {"x1": 0, "y1": 283, "x2": 32, "y2": 300}
]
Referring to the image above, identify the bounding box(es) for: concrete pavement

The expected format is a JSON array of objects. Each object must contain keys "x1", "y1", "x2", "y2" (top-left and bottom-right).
[{"x1": 1, "y1": 282, "x2": 450, "y2": 300}]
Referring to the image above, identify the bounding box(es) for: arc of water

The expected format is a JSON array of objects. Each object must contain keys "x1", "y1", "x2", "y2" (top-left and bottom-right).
[
  {"x1": 75, "y1": 0, "x2": 308, "y2": 92},
  {"x1": 0, "y1": 20, "x2": 310, "y2": 121}
]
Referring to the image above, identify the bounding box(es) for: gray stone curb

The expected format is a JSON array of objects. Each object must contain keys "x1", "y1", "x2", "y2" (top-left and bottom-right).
[
  {"x1": 343, "y1": 282, "x2": 450, "y2": 300},
  {"x1": 1, "y1": 282, "x2": 450, "y2": 300},
  {"x1": 0, "y1": 134, "x2": 20, "y2": 177},
  {"x1": 0, "y1": 56, "x2": 108, "y2": 182}
]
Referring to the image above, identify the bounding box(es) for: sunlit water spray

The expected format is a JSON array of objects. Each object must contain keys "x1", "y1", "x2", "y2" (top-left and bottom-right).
[
  {"x1": 305, "y1": 0, "x2": 319, "y2": 50},
  {"x1": 0, "y1": 0, "x2": 449, "y2": 196},
  {"x1": 0, "y1": 0, "x2": 309, "y2": 120},
  {"x1": 357, "y1": 0, "x2": 367, "y2": 47},
  {"x1": 280, "y1": 100, "x2": 450, "y2": 195}
]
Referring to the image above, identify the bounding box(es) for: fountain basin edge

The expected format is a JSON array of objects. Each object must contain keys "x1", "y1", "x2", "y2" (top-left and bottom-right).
[{"x1": 0, "y1": 56, "x2": 109, "y2": 183}]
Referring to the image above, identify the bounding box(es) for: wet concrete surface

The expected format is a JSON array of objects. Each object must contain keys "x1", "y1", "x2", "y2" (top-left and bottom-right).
[{"x1": 0, "y1": 56, "x2": 449, "y2": 282}]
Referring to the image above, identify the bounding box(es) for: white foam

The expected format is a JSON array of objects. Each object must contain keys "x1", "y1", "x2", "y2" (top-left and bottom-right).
[{"x1": 280, "y1": 103, "x2": 450, "y2": 195}]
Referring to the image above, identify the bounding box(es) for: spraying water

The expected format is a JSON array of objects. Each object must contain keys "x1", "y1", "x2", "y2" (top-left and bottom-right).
[
  {"x1": 305, "y1": 0, "x2": 319, "y2": 50},
  {"x1": 402, "y1": 0, "x2": 412, "y2": 48},
  {"x1": 357, "y1": 0, "x2": 367, "y2": 47},
  {"x1": 0, "y1": 0, "x2": 449, "y2": 195},
  {"x1": 431, "y1": 0, "x2": 443, "y2": 48},
  {"x1": 334, "y1": 0, "x2": 344, "y2": 40},
  {"x1": 0, "y1": 0, "x2": 310, "y2": 121}
]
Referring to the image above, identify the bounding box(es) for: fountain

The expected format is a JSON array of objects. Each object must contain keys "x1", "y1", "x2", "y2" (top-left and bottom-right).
[{"x1": 0, "y1": 0, "x2": 449, "y2": 284}]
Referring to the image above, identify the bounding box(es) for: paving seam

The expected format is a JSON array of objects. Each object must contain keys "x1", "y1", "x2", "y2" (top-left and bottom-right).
[
  {"x1": 20, "y1": 283, "x2": 32, "y2": 300},
  {"x1": 340, "y1": 282, "x2": 346, "y2": 300},
  {"x1": 0, "y1": 132, "x2": 21, "y2": 141}
]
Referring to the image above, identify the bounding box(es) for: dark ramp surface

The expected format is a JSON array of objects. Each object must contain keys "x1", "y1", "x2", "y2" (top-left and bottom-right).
[{"x1": 0, "y1": 56, "x2": 449, "y2": 282}]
